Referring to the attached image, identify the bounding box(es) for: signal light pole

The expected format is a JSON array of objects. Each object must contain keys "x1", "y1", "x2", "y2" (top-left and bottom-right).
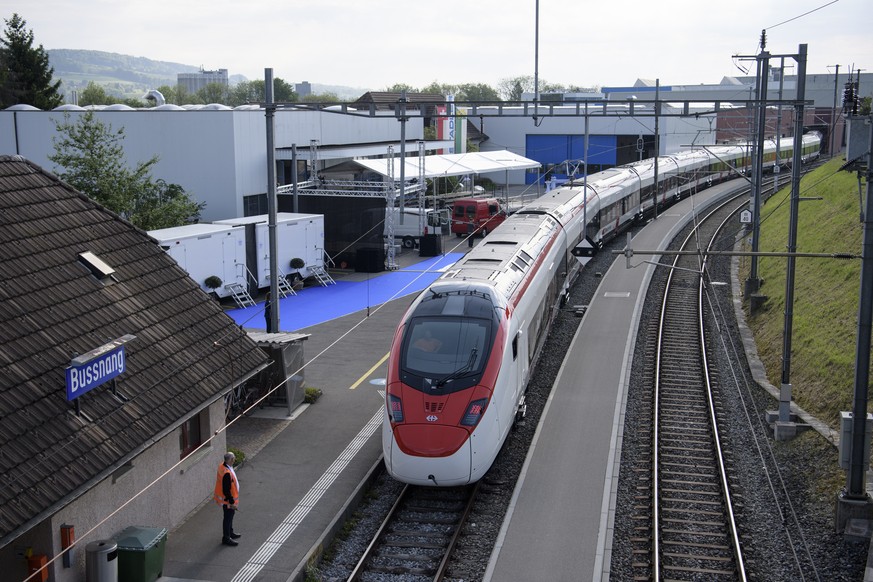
[{"x1": 837, "y1": 114, "x2": 873, "y2": 533}]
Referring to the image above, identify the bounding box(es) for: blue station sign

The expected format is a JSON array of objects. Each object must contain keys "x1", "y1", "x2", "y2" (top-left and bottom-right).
[{"x1": 65, "y1": 335, "x2": 135, "y2": 401}]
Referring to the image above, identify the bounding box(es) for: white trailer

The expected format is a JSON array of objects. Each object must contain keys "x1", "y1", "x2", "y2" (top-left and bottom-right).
[
  {"x1": 213, "y1": 212, "x2": 325, "y2": 289},
  {"x1": 387, "y1": 207, "x2": 450, "y2": 249},
  {"x1": 148, "y1": 223, "x2": 248, "y2": 298}
]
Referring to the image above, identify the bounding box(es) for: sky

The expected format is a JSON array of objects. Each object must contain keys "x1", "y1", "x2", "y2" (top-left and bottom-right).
[{"x1": 10, "y1": 0, "x2": 872, "y2": 92}]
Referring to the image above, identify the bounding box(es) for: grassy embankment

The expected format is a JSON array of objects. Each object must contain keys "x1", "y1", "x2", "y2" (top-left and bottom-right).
[{"x1": 739, "y1": 156, "x2": 868, "y2": 430}]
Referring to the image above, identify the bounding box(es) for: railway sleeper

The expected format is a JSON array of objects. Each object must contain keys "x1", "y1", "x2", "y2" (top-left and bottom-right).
[
  {"x1": 403, "y1": 502, "x2": 465, "y2": 512},
  {"x1": 379, "y1": 551, "x2": 441, "y2": 561},
  {"x1": 662, "y1": 564, "x2": 736, "y2": 577},
  {"x1": 660, "y1": 485, "x2": 721, "y2": 495},
  {"x1": 661, "y1": 527, "x2": 728, "y2": 538},
  {"x1": 661, "y1": 497, "x2": 725, "y2": 508},
  {"x1": 661, "y1": 539, "x2": 736, "y2": 551},
  {"x1": 661, "y1": 508, "x2": 726, "y2": 520},
  {"x1": 398, "y1": 513, "x2": 458, "y2": 527},
  {"x1": 384, "y1": 539, "x2": 448, "y2": 550},
  {"x1": 388, "y1": 528, "x2": 451, "y2": 538},
  {"x1": 366, "y1": 564, "x2": 435, "y2": 576},
  {"x1": 663, "y1": 551, "x2": 734, "y2": 563},
  {"x1": 661, "y1": 447, "x2": 714, "y2": 458}
]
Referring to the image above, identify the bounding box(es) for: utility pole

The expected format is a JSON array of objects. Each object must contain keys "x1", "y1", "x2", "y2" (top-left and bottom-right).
[
  {"x1": 654, "y1": 79, "x2": 660, "y2": 220},
  {"x1": 774, "y1": 57, "x2": 785, "y2": 192},
  {"x1": 745, "y1": 30, "x2": 770, "y2": 298},
  {"x1": 774, "y1": 44, "x2": 807, "y2": 440},
  {"x1": 836, "y1": 112, "x2": 873, "y2": 532},
  {"x1": 583, "y1": 106, "x2": 589, "y2": 232},
  {"x1": 398, "y1": 90, "x2": 407, "y2": 214},
  {"x1": 291, "y1": 143, "x2": 298, "y2": 212},
  {"x1": 830, "y1": 64, "x2": 840, "y2": 155},
  {"x1": 533, "y1": 0, "x2": 539, "y2": 124},
  {"x1": 265, "y1": 68, "x2": 280, "y2": 333}
]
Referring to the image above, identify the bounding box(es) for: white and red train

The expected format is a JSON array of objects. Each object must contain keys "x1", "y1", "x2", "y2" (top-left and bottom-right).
[{"x1": 382, "y1": 132, "x2": 821, "y2": 486}]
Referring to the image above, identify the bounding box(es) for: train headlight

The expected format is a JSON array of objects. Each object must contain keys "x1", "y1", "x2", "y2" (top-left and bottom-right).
[
  {"x1": 389, "y1": 394, "x2": 404, "y2": 423},
  {"x1": 460, "y1": 398, "x2": 488, "y2": 426}
]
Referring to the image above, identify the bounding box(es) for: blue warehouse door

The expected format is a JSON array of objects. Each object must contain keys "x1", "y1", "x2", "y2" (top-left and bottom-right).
[{"x1": 525, "y1": 134, "x2": 617, "y2": 184}]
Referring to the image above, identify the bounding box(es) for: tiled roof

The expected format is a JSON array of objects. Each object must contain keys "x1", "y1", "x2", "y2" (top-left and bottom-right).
[
  {"x1": 352, "y1": 92, "x2": 445, "y2": 112},
  {"x1": 0, "y1": 156, "x2": 269, "y2": 547}
]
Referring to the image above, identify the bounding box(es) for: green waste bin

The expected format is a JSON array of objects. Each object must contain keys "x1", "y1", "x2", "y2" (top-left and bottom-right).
[{"x1": 115, "y1": 526, "x2": 167, "y2": 582}]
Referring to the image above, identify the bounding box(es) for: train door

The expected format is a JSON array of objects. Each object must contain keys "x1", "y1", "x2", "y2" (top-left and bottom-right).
[
  {"x1": 515, "y1": 319, "x2": 530, "y2": 394},
  {"x1": 511, "y1": 328, "x2": 527, "y2": 423}
]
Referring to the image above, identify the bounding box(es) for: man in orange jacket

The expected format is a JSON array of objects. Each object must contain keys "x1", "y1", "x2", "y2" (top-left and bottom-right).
[{"x1": 214, "y1": 451, "x2": 241, "y2": 546}]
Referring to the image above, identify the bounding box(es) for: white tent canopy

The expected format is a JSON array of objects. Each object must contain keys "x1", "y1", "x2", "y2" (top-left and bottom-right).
[{"x1": 353, "y1": 149, "x2": 539, "y2": 179}]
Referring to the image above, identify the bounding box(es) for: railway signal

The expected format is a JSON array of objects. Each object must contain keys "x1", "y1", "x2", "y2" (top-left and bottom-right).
[{"x1": 572, "y1": 239, "x2": 597, "y2": 260}]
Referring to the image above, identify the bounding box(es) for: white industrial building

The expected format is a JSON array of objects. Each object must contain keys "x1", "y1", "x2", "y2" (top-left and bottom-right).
[
  {"x1": 177, "y1": 68, "x2": 229, "y2": 95},
  {"x1": 473, "y1": 103, "x2": 716, "y2": 187},
  {"x1": 3, "y1": 71, "x2": 858, "y2": 225},
  {"x1": 0, "y1": 104, "x2": 427, "y2": 222}
]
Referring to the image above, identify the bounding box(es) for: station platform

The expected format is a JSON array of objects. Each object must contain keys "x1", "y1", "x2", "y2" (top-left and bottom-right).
[
  {"x1": 484, "y1": 182, "x2": 745, "y2": 581},
  {"x1": 161, "y1": 235, "x2": 471, "y2": 582}
]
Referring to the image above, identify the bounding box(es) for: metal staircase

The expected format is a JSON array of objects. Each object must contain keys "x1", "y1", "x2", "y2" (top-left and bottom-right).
[
  {"x1": 311, "y1": 265, "x2": 336, "y2": 286},
  {"x1": 270, "y1": 270, "x2": 297, "y2": 298},
  {"x1": 225, "y1": 283, "x2": 255, "y2": 308}
]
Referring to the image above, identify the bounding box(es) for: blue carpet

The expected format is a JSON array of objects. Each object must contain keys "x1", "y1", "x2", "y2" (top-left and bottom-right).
[{"x1": 227, "y1": 253, "x2": 463, "y2": 332}]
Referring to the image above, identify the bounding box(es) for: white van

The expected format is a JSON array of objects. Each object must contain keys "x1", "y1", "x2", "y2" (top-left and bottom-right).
[{"x1": 387, "y1": 207, "x2": 450, "y2": 248}]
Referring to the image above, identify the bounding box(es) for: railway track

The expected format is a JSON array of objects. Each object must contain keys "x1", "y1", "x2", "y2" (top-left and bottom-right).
[
  {"x1": 346, "y1": 481, "x2": 480, "y2": 581},
  {"x1": 639, "y1": 193, "x2": 751, "y2": 581}
]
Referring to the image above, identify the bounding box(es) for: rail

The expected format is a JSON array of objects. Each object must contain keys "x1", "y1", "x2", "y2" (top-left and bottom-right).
[{"x1": 652, "y1": 193, "x2": 749, "y2": 581}]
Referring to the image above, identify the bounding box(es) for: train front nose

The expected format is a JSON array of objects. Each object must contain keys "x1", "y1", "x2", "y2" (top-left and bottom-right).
[{"x1": 382, "y1": 419, "x2": 473, "y2": 486}]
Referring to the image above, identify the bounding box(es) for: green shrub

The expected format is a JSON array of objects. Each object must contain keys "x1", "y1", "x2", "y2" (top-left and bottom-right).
[
  {"x1": 228, "y1": 447, "x2": 245, "y2": 467},
  {"x1": 304, "y1": 387, "x2": 323, "y2": 404}
]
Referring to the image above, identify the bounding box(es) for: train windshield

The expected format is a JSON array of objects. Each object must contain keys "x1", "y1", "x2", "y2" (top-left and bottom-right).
[{"x1": 400, "y1": 317, "x2": 493, "y2": 395}]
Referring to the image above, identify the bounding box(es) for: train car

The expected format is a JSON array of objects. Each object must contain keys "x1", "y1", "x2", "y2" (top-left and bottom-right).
[
  {"x1": 382, "y1": 195, "x2": 589, "y2": 486},
  {"x1": 383, "y1": 131, "x2": 821, "y2": 486}
]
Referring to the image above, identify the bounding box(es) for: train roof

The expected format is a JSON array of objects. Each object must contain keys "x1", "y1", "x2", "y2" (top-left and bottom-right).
[{"x1": 441, "y1": 213, "x2": 561, "y2": 302}]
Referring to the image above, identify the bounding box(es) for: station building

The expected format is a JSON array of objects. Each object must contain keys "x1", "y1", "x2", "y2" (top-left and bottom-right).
[{"x1": 0, "y1": 155, "x2": 271, "y2": 581}]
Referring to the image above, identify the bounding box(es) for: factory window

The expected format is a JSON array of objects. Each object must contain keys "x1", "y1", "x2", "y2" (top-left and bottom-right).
[{"x1": 244, "y1": 194, "x2": 268, "y2": 216}]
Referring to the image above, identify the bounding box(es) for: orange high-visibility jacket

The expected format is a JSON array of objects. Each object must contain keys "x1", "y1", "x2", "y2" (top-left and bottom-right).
[{"x1": 213, "y1": 463, "x2": 238, "y2": 507}]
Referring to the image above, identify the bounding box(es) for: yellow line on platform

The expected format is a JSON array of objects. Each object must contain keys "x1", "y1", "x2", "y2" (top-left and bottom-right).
[{"x1": 350, "y1": 352, "x2": 390, "y2": 390}]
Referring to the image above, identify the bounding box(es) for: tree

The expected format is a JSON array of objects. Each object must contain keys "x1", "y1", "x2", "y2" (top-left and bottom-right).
[
  {"x1": 79, "y1": 81, "x2": 111, "y2": 106},
  {"x1": 0, "y1": 13, "x2": 62, "y2": 109},
  {"x1": 133, "y1": 179, "x2": 205, "y2": 229},
  {"x1": 384, "y1": 83, "x2": 415, "y2": 94},
  {"x1": 227, "y1": 78, "x2": 296, "y2": 106},
  {"x1": 174, "y1": 83, "x2": 200, "y2": 105},
  {"x1": 154, "y1": 84, "x2": 177, "y2": 105},
  {"x1": 78, "y1": 81, "x2": 145, "y2": 108},
  {"x1": 228, "y1": 80, "x2": 262, "y2": 106},
  {"x1": 419, "y1": 81, "x2": 458, "y2": 96},
  {"x1": 497, "y1": 75, "x2": 533, "y2": 102},
  {"x1": 273, "y1": 78, "x2": 297, "y2": 102},
  {"x1": 301, "y1": 91, "x2": 339, "y2": 103},
  {"x1": 196, "y1": 82, "x2": 229, "y2": 105},
  {"x1": 48, "y1": 111, "x2": 203, "y2": 229},
  {"x1": 456, "y1": 83, "x2": 500, "y2": 102}
]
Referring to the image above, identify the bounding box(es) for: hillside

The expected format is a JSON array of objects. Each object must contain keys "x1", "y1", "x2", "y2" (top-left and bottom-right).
[
  {"x1": 47, "y1": 49, "x2": 367, "y2": 101},
  {"x1": 48, "y1": 49, "x2": 202, "y2": 99},
  {"x1": 740, "y1": 156, "x2": 866, "y2": 429}
]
